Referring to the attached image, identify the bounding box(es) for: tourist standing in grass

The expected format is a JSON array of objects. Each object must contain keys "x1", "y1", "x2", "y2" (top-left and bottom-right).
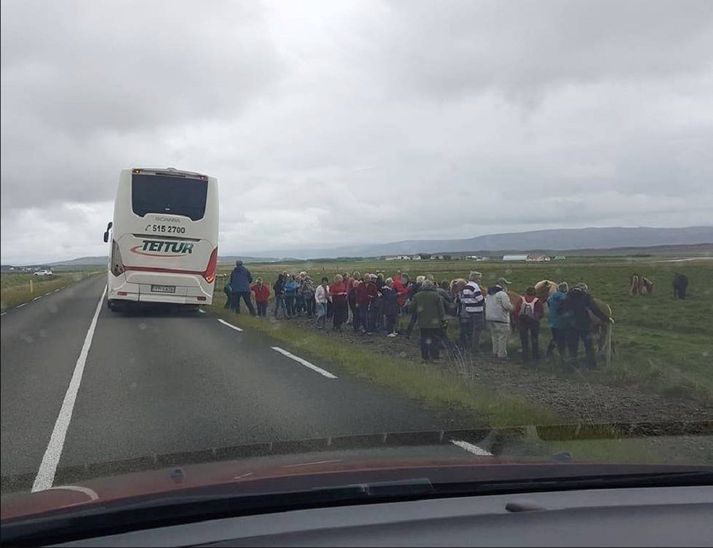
[
  {"x1": 485, "y1": 278, "x2": 513, "y2": 359},
  {"x1": 515, "y1": 286, "x2": 545, "y2": 364},
  {"x1": 409, "y1": 279, "x2": 446, "y2": 362},
  {"x1": 563, "y1": 283, "x2": 612, "y2": 369},
  {"x1": 283, "y1": 274, "x2": 300, "y2": 318},
  {"x1": 272, "y1": 273, "x2": 287, "y2": 319},
  {"x1": 546, "y1": 282, "x2": 571, "y2": 360},
  {"x1": 458, "y1": 271, "x2": 485, "y2": 353},
  {"x1": 301, "y1": 275, "x2": 316, "y2": 317},
  {"x1": 250, "y1": 277, "x2": 270, "y2": 317},
  {"x1": 330, "y1": 274, "x2": 349, "y2": 331},
  {"x1": 382, "y1": 278, "x2": 400, "y2": 337},
  {"x1": 314, "y1": 277, "x2": 330, "y2": 329}
]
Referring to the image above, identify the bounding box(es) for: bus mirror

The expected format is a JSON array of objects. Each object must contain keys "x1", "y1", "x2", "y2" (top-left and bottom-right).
[{"x1": 103, "y1": 221, "x2": 113, "y2": 243}]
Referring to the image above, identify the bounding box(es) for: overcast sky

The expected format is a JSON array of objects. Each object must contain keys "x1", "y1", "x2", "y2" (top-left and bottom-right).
[{"x1": 2, "y1": 0, "x2": 713, "y2": 264}]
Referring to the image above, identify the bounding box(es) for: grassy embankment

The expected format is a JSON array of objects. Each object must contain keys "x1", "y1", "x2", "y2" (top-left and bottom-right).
[
  {"x1": 213, "y1": 258, "x2": 713, "y2": 405},
  {"x1": 0, "y1": 271, "x2": 100, "y2": 312}
]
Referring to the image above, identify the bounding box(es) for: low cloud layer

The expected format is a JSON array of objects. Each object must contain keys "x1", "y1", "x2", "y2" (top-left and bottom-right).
[{"x1": 2, "y1": 0, "x2": 712, "y2": 264}]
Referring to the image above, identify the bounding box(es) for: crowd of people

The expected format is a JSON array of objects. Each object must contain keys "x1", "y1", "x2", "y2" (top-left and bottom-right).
[{"x1": 224, "y1": 260, "x2": 612, "y2": 369}]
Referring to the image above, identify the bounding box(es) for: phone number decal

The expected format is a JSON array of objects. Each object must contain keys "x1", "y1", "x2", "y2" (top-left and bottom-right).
[{"x1": 145, "y1": 224, "x2": 186, "y2": 234}]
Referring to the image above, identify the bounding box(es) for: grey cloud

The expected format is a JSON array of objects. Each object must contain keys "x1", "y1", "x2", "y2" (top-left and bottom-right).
[{"x1": 361, "y1": 0, "x2": 713, "y2": 99}]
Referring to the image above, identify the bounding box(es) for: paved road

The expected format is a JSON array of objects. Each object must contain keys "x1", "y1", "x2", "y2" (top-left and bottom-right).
[
  {"x1": 4, "y1": 276, "x2": 710, "y2": 495},
  {"x1": 1, "y1": 276, "x2": 474, "y2": 493}
]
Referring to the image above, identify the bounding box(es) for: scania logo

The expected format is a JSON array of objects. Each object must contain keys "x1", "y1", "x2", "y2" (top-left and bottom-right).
[{"x1": 130, "y1": 240, "x2": 194, "y2": 257}]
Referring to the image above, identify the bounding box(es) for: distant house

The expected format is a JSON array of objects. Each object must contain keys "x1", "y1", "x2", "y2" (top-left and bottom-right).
[
  {"x1": 527, "y1": 254, "x2": 550, "y2": 262},
  {"x1": 502, "y1": 254, "x2": 528, "y2": 261},
  {"x1": 553, "y1": 255, "x2": 566, "y2": 260},
  {"x1": 411, "y1": 255, "x2": 422, "y2": 261}
]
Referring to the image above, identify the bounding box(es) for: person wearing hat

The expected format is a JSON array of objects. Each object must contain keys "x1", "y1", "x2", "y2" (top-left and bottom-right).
[
  {"x1": 229, "y1": 260, "x2": 256, "y2": 315},
  {"x1": 563, "y1": 282, "x2": 611, "y2": 368},
  {"x1": 546, "y1": 281, "x2": 572, "y2": 360},
  {"x1": 485, "y1": 277, "x2": 513, "y2": 359}
]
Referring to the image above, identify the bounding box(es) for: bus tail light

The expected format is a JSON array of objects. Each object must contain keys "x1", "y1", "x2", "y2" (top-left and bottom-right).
[
  {"x1": 203, "y1": 247, "x2": 218, "y2": 283},
  {"x1": 111, "y1": 240, "x2": 125, "y2": 277}
]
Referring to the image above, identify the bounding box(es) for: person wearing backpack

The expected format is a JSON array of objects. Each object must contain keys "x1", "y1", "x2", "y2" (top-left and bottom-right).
[
  {"x1": 515, "y1": 286, "x2": 544, "y2": 363},
  {"x1": 546, "y1": 282, "x2": 572, "y2": 361}
]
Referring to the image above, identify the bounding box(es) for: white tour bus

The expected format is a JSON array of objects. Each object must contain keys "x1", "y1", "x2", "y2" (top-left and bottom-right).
[{"x1": 103, "y1": 168, "x2": 219, "y2": 310}]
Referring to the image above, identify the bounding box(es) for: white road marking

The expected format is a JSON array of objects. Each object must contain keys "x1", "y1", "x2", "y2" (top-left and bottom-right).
[
  {"x1": 16, "y1": 303, "x2": 27, "y2": 308},
  {"x1": 198, "y1": 309, "x2": 206, "y2": 314},
  {"x1": 451, "y1": 439, "x2": 493, "y2": 457},
  {"x1": 47, "y1": 485, "x2": 99, "y2": 501},
  {"x1": 31, "y1": 286, "x2": 107, "y2": 492},
  {"x1": 271, "y1": 346, "x2": 337, "y2": 379},
  {"x1": 33, "y1": 296, "x2": 42, "y2": 301},
  {"x1": 218, "y1": 318, "x2": 243, "y2": 332},
  {"x1": 232, "y1": 472, "x2": 253, "y2": 480},
  {"x1": 1, "y1": 312, "x2": 6, "y2": 316},
  {"x1": 54, "y1": 289, "x2": 61, "y2": 293}
]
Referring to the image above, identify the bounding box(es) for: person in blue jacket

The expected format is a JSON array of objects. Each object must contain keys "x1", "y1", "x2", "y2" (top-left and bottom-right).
[
  {"x1": 229, "y1": 260, "x2": 256, "y2": 315},
  {"x1": 283, "y1": 274, "x2": 300, "y2": 318},
  {"x1": 546, "y1": 282, "x2": 571, "y2": 360}
]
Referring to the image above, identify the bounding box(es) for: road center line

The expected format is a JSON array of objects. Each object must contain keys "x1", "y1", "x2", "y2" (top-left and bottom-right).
[
  {"x1": 31, "y1": 285, "x2": 107, "y2": 492},
  {"x1": 271, "y1": 346, "x2": 338, "y2": 379},
  {"x1": 451, "y1": 439, "x2": 493, "y2": 457},
  {"x1": 218, "y1": 318, "x2": 243, "y2": 332}
]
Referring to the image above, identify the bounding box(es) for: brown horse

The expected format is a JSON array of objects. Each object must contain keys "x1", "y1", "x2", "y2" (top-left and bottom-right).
[{"x1": 630, "y1": 274, "x2": 655, "y2": 296}]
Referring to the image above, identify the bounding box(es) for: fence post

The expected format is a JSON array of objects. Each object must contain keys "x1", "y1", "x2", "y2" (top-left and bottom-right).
[{"x1": 29, "y1": 279, "x2": 34, "y2": 295}]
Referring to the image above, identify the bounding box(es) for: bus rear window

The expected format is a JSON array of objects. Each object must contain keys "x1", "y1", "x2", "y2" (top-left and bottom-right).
[{"x1": 131, "y1": 174, "x2": 208, "y2": 221}]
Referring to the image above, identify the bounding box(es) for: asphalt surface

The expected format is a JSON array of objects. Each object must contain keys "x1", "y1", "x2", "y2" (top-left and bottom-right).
[{"x1": 1, "y1": 276, "x2": 474, "y2": 493}]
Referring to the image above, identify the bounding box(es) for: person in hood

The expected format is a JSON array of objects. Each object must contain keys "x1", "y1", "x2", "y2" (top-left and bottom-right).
[
  {"x1": 563, "y1": 282, "x2": 612, "y2": 369},
  {"x1": 300, "y1": 275, "x2": 316, "y2": 318},
  {"x1": 404, "y1": 276, "x2": 424, "y2": 339},
  {"x1": 546, "y1": 282, "x2": 572, "y2": 360},
  {"x1": 283, "y1": 275, "x2": 300, "y2": 318},
  {"x1": 382, "y1": 278, "x2": 400, "y2": 337},
  {"x1": 458, "y1": 271, "x2": 485, "y2": 353},
  {"x1": 229, "y1": 260, "x2": 256, "y2": 316},
  {"x1": 514, "y1": 286, "x2": 545, "y2": 363},
  {"x1": 272, "y1": 273, "x2": 287, "y2": 319},
  {"x1": 409, "y1": 279, "x2": 446, "y2": 362},
  {"x1": 485, "y1": 278, "x2": 513, "y2": 359},
  {"x1": 250, "y1": 277, "x2": 270, "y2": 317}
]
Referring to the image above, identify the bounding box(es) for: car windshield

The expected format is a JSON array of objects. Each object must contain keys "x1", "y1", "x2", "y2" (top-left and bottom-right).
[{"x1": 1, "y1": 0, "x2": 712, "y2": 530}]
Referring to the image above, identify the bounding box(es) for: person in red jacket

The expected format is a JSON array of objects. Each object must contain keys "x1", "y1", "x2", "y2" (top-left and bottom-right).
[
  {"x1": 514, "y1": 286, "x2": 545, "y2": 363},
  {"x1": 329, "y1": 274, "x2": 349, "y2": 331},
  {"x1": 250, "y1": 278, "x2": 271, "y2": 317}
]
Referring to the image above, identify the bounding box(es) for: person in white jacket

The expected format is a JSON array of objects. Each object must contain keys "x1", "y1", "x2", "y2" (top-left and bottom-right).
[
  {"x1": 314, "y1": 277, "x2": 331, "y2": 329},
  {"x1": 485, "y1": 278, "x2": 513, "y2": 358}
]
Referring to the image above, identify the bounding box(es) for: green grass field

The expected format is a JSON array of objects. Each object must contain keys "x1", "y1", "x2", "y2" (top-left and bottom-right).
[
  {"x1": 214, "y1": 258, "x2": 713, "y2": 404},
  {"x1": 0, "y1": 271, "x2": 100, "y2": 311}
]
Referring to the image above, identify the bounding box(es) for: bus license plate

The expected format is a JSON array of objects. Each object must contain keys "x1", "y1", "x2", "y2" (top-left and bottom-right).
[{"x1": 151, "y1": 285, "x2": 176, "y2": 294}]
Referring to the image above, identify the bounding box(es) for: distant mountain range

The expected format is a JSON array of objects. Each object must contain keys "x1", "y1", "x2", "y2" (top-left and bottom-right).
[
  {"x1": 239, "y1": 226, "x2": 713, "y2": 259},
  {"x1": 4, "y1": 226, "x2": 710, "y2": 267}
]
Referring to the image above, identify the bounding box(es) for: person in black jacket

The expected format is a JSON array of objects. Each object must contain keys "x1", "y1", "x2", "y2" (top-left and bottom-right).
[
  {"x1": 562, "y1": 283, "x2": 612, "y2": 369},
  {"x1": 272, "y1": 273, "x2": 287, "y2": 319},
  {"x1": 382, "y1": 278, "x2": 400, "y2": 336}
]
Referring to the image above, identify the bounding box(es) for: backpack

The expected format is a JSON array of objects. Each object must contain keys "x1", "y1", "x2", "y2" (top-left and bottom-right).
[{"x1": 520, "y1": 297, "x2": 538, "y2": 321}]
